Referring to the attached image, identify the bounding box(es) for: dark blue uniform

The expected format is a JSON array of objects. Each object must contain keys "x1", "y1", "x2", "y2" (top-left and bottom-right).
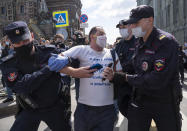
[
  {"x1": 114, "y1": 36, "x2": 136, "y2": 117},
  {"x1": 1, "y1": 43, "x2": 71, "y2": 131},
  {"x1": 115, "y1": 36, "x2": 136, "y2": 73},
  {"x1": 125, "y1": 27, "x2": 182, "y2": 131}
]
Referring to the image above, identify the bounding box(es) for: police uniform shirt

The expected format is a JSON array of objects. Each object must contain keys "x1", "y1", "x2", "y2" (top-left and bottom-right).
[{"x1": 115, "y1": 36, "x2": 136, "y2": 73}]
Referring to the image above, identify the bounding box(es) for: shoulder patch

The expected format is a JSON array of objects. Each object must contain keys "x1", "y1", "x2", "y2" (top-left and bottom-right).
[
  {"x1": 8, "y1": 72, "x2": 18, "y2": 82},
  {"x1": 0, "y1": 53, "x2": 15, "y2": 64},
  {"x1": 159, "y1": 35, "x2": 166, "y2": 40}
]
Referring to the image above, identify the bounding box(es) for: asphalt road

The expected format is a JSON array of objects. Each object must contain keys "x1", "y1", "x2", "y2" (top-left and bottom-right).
[{"x1": 0, "y1": 75, "x2": 187, "y2": 131}]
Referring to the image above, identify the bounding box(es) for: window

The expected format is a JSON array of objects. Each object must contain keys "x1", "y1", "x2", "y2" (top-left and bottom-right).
[
  {"x1": 20, "y1": 5, "x2": 24, "y2": 13},
  {"x1": 29, "y1": 2, "x2": 33, "y2": 6},
  {"x1": 8, "y1": 16, "x2": 12, "y2": 21},
  {"x1": 1, "y1": 7, "x2": 5, "y2": 15},
  {"x1": 8, "y1": 5, "x2": 11, "y2": 9},
  {"x1": 30, "y1": 14, "x2": 33, "y2": 18},
  {"x1": 8, "y1": 10, "x2": 12, "y2": 15},
  {"x1": 29, "y1": 8, "x2": 33, "y2": 14}
]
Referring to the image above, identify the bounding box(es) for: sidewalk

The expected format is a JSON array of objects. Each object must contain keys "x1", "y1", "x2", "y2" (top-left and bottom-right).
[{"x1": 0, "y1": 80, "x2": 17, "y2": 118}]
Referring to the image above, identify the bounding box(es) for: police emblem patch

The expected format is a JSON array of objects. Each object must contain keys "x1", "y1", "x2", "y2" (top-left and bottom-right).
[
  {"x1": 15, "y1": 30, "x2": 20, "y2": 35},
  {"x1": 154, "y1": 59, "x2": 165, "y2": 71},
  {"x1": 8, "y1": 72, "x2": 18, "y2": 82},
  {"x1": 142, "y1": 61, "x2": 148, "y2": 71}
]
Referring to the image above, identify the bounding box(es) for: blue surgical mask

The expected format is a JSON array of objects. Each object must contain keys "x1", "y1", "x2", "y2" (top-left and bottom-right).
[{"x1": 5, "y1": 41, "x2": 9, "y2": 46}]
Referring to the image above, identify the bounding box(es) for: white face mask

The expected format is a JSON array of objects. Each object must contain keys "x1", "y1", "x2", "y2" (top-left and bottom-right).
[
  {"x1": 119, "y1": 29, "x2": 129, "y2": 39},
  {"x1": 96, "y1": 35, "x2": 107, "y2": 48},
  {"x1": 132, "y1": 26, "x2": 146, "y2": 38}
]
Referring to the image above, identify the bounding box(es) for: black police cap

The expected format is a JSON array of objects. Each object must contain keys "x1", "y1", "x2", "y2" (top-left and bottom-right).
[
  {"x1": 127, "y1": 5, "x2": 154, "y2": 24},
  {"x1": 116, "y1": 19, "x2": 129, "y2": 28},
  {"x1": 4, "y1": 21, "x2": 31, "y2": 44}
]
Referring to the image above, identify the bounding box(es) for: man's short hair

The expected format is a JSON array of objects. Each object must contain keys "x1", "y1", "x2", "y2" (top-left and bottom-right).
[{"x1": 88, "y1": 26, "x2": 103, "y2": 41}]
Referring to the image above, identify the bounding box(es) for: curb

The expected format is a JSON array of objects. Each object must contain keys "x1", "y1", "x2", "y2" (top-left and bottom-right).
[{"x1": 0, "y1": 98, "x2": 17, "y2": 118}]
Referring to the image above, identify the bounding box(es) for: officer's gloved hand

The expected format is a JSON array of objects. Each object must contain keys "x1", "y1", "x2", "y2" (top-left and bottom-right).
[
  {"x1": 112, "y1": 72, "x2": 127, "y2": 85},
  {"x1": 48, "y1": 54, "x2": 69, "y2": 72}
]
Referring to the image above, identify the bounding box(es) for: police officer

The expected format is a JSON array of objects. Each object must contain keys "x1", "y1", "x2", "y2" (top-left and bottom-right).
[
  {"x1": 115, "y1": 19, "x2": 136, "y2": 74},
  {"x1": 3, "y1": 21, "x2": 70, "y2": 131},
  {"x1": 114, "y1": 19, "x2": 136, "y2": 117},
  {"x1": 103, "y1": 5, "x2": 182, "y2": 131}
]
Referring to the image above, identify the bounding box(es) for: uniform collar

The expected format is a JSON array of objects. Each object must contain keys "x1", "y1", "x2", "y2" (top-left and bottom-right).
[
  {"x1": 124, "y1": 36, "x2": 135, "y2": 43},
  {"x1": 139, "y1": 27, "x2": 162, "y2": 50}
]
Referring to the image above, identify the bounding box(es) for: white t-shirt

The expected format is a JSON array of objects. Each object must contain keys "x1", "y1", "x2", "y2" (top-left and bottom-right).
[{"x1": 63, "y1": 45, "x2": 122, "y2": 106}]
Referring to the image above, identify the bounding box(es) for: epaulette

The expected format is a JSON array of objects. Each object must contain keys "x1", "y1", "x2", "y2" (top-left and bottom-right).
[
  {"x1": 0, "y1": 52, "x2": 16, "y2": 65},
  {"x1": 159, "y1": 35, "x2": 166, "y2": 40}
]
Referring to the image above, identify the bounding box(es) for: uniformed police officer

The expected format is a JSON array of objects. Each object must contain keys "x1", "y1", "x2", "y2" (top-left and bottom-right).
[
  {"x1": 114, "y1": 19, "x2": 137, "y2": 117},
  {"x1": 3, "y1": 21, "x2": 71, "y2": 131},
  {"x1": 115, "y1": 19, "x2": 136, "y2": 73},
  {"x1": 103, "y1": 5, "x2": 182, "y2": 131}
]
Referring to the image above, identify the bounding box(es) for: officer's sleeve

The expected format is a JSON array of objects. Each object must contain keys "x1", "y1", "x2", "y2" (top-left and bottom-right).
[
  {"x1": 12, "y1": 66, "x2": 52, "y2": 94},
  {"x1": 127, "y1": 39, "x2": 179, "y2": 90}
]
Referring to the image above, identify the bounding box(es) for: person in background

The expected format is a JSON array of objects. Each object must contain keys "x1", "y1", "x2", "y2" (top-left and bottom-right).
[
  {"x1": 0, "y1": 37, "x2": 14, "y2": 103},
  {"x1": 39, "y1": 37, "x2": 46, "y2": 45}
]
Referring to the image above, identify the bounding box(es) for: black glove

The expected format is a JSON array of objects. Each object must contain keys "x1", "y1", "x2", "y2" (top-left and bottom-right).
[{"x1": 112, "y1": 72, "x2": 127, "y2": 85}]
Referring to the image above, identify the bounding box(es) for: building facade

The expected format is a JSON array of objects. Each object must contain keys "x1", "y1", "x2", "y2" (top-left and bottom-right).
[
  {"x1": 46, "y1": 0, "x2": 82, "y2": 39},
  {"x1": 0, "y1": 0, "x2": 82, "y2": 40},
  {"x1": 137, "y1": 0, "x2": 187, "y2": 45}
]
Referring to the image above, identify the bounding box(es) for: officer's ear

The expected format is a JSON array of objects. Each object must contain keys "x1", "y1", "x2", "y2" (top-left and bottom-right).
[{"x1": 30, "y1": 32, "x2": 34, "y2": 41}]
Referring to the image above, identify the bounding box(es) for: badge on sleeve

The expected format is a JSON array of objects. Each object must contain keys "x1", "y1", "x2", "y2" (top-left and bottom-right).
[
  {"x1": 142, "y1": 61, "x2": 148, "y2": 71},
  {"x1": 154, "y1": 59, "x2": 165, "y2": 71},
  {"x1": 8, "y1": 72, "x2": 18, "y2": 82}
]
